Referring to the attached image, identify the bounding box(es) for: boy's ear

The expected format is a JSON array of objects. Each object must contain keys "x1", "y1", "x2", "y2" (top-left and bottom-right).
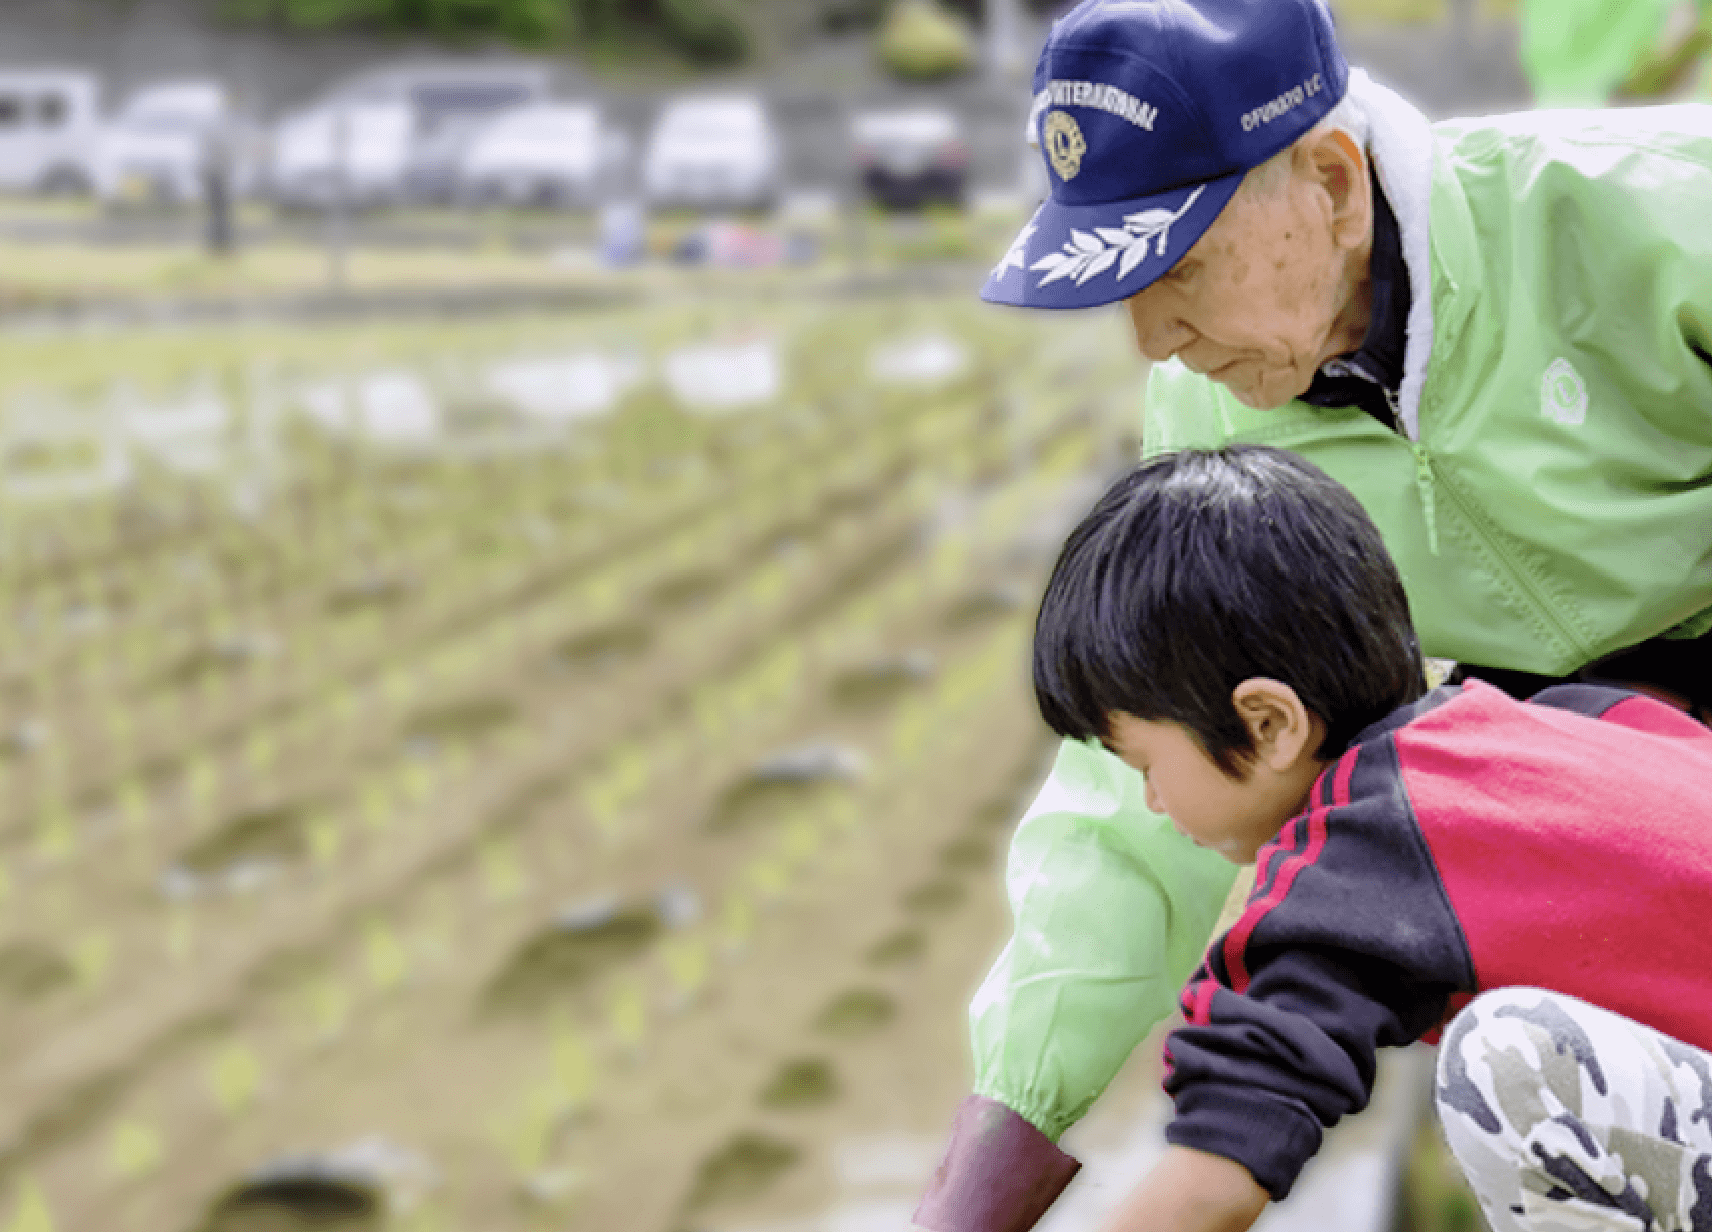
[{"x1": 1231, "y1": 678, "x2": 1324, "y2": 770}]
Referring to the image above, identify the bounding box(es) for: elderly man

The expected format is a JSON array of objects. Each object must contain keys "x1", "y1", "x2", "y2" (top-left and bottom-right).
[{"x1": 913, "y1": 1, "x2": 1712, "y2": 1230}]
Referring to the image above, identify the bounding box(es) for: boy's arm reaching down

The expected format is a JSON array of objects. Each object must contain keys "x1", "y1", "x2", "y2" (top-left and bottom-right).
[
  {"x1": 1162, "y1": 742, "x2": 1477, "y2": 1200},
  {"x1": 1096, "y1": 1147, "x2": 1269, "y2": 1232}
]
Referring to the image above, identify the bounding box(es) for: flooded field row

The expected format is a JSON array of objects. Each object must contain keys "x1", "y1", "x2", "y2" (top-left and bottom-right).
[
  {"x1": 0, "y1": 311, "x2": 982, "y2": 502},
  {"x1": 0, "y1": 294, "x2": 1149, "y2": 1232}
]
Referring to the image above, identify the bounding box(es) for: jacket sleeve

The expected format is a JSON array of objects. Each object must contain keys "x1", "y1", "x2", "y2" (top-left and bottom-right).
[
  {"x1": 1162, "y1": 745, "x2": 1475, "y2": 1201},
  {"x1": 913, "y1": 737, "x2": 1238, "y2": 1232}
]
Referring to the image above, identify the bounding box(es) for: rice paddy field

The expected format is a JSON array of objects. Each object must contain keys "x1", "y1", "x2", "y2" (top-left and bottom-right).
[{"x1": 0, "y1": 288, "x2": 1152, "y2": 1232}]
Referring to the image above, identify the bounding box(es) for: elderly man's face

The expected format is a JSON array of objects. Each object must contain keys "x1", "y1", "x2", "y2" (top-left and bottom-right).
[{"x1": 1125, "y1": 135, "x2": 1373, "y2": 410}]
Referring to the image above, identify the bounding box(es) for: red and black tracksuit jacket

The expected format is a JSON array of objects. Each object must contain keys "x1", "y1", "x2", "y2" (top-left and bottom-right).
[{"x1": 1164, "y1": 679, "x2": 1712, "y2": 1200}]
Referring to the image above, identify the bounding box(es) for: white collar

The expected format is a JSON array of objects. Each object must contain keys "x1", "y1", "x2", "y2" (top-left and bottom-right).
[{"x1": 1348, "y1": 70, "x2": 1437, "y2": 442}]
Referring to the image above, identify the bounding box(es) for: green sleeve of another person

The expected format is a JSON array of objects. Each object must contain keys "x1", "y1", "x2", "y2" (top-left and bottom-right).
[
  {"x1": 968, "y1": 737, "x2": 1237, "y2": 1140},
  {"x1": 1521, "y1": 0, "x2": 1705, "y2": 104}
]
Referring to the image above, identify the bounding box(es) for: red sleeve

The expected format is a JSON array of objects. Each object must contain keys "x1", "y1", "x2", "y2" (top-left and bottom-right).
[
  {"x1": 1599, "y1": 694, "x2": 1712, "y2": 740},
  {"x1": 1528, "y1": 683, "x2": 1712, "y2": 742}
]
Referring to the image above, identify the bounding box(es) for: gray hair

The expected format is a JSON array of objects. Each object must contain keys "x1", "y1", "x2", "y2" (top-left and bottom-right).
[{"x1": 1239, "y1": 89, "x2": 1370, "y2": 199}]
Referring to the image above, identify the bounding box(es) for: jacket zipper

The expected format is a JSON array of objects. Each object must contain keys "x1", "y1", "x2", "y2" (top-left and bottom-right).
[
  {"x1": 1394, "y1": 386, "x2": 1442, "y2": 557},
  {"x1": 1414, "y1": 443, "x2": 1591, "y2": 668}
]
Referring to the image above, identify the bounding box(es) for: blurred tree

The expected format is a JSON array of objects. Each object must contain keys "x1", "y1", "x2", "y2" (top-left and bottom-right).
[
  {"x1": 216, "y1": 0, "x2": 749, "y2": 63},
  {"x1": 278, "y1": 0, "x2": 387, "y2": 27},
  {"x1": 878, "y1": 0, "x2": 976, "y2": 79},
  {"x1": 823, "y1": 0, "x2": 988, "y2": 29},
  {"x1": 654, "y1": 0, "x2": 751, "y2": 63},
  {"x1": 501, "y1": 0, "x2": 569, "y2": 42},
  {"x1": 821, "y1": 0, "x2": 890, "y2": 31}
]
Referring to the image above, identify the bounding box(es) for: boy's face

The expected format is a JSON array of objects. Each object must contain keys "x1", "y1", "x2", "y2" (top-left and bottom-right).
[{"x1": 1103, "y1": 713, "x2": 1308, "y2": 864}]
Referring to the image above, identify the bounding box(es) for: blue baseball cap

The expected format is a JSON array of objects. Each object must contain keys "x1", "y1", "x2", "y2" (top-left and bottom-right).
[{"x1": 983, "y1": 0, "x2": 1349, "y2": 310}]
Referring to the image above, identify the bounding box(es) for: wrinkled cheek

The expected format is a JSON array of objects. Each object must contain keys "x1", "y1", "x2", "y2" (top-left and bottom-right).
[{"x1": 1277, "y1": 239, "x2": 1340, "y2": 350}]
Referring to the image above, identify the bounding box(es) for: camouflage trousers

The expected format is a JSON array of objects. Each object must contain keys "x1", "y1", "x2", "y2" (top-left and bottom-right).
[{"x1": 1436, "y1": 988, "x2": 1712, "y2": 1232}]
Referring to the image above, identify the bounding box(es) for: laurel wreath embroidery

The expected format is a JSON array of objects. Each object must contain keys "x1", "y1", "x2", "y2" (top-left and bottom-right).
[
  {"x1": 1030, "y1": 185, "x2": 1206, "y2": 288},
  {"x1": 991, "y1": 220, "x2": 1039, "y2": 281}
]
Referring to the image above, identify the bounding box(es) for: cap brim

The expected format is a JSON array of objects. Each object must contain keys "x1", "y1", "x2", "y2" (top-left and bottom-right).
[{"x1": 981, "y1": 171, "x2": 1245, "y2": 310}]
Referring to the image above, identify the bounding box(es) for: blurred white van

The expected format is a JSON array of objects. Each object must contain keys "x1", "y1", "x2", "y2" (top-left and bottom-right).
[
  {"x1": 270, "y1": 61, "x2": 552, "y2": 207},
  {"x1": 93, "y1": 81, "x2": 247, "y2": 206},
  {"x1": 643, "y1": 95, "x2": 779, "y2": 213},
  {"x1": 455, "y1": 103, "x2": 605, "y2": 208},
  {"x1": 0, "y1": 69, "x2": 100, "y2": 195},
  {"x1": 269, "y1": 101, "x2": 414, "y2": 209}
]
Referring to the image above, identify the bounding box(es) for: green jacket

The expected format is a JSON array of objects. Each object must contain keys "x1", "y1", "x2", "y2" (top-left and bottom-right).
[
  {"x1": 917, "y1": 76, "x2": 1712, "y2": 1232},
  {"x1": 1521, "y1": 0, "x2": 1711, "y2": 105}
]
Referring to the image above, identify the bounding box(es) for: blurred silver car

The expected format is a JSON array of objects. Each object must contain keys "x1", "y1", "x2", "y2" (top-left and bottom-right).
[
  {"x1": 852, "y1": 107, "x2": 968, "y2": 209},
  {"x1": 455, "y1": 103, "x2": 608, "y2": 208},
  {"x1": 94, "y1": 81, "x2": 256, "y2": 207},
  {"x1": 643, "y1": 95, "x2": 779, "y2": 213}
]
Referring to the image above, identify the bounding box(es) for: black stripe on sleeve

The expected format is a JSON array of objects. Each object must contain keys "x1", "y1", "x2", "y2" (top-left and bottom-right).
[{"x1": 1527, "y1": 682, "x2": 1641, "y2": 720}]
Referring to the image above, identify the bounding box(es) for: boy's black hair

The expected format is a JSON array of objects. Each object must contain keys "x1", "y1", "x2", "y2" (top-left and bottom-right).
[{"x1": 1034, "y1": 445, "x2": 1426, "y2": 774}]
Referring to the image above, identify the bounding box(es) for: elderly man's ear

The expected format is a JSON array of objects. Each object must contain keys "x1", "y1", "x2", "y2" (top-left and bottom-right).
[{"x1": 1294, "y1": 128, "x2": 1372, "y2": 253}]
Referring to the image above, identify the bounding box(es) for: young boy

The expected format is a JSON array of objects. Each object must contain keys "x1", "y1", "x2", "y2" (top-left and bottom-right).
[{"x1": 1014, "y1": 446, "x2": 1712, "y2": 1232}]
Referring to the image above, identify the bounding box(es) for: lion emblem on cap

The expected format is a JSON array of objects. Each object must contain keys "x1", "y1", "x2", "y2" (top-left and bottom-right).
[{"x1": 1043, "y1": 110, "x2": 1087, "y2": 181}]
